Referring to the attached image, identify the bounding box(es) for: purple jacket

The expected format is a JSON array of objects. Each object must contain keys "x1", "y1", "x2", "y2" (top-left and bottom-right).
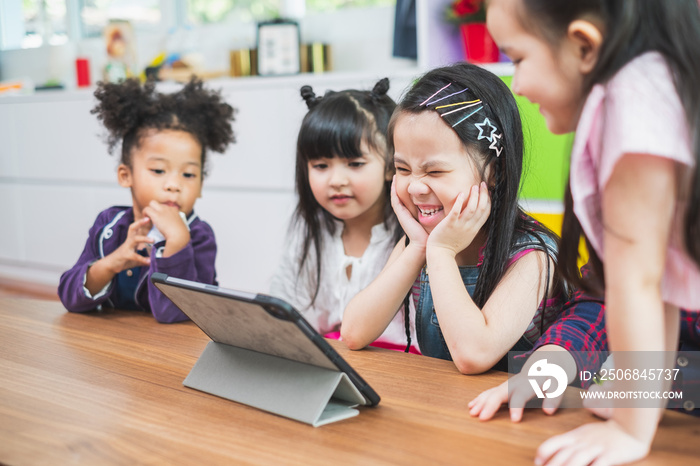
[{"x1": 58, "y1": 206, "x2": 217, "y2": 323}]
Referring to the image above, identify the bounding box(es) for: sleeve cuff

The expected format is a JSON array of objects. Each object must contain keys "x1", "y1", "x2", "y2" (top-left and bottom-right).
[{"x1": 81, "y1": 265, "x2": 111, "y2": 300}]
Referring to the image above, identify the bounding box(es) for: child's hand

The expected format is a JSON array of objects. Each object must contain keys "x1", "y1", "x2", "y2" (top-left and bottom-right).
[
  {"x1": 106, "y1": 217, "x2": 153, "y2": 273},
  {"x1": 581, "y1": 380, "x2": 614, "y2": 420},
  {"x1": 84, "y1": 217, "x2": 153, "y2": 295},
  {"x1": 391, "y1": 176, "x2": 428, "y2": 250},
  {"x1": 468, "y1": 379, "x2": 510, "y2": 420},
  {"x1": 535, "y1": 420, "x2": 650, "y2": 466},
  {"x1": 427, "y1": 182, "x2": 490, "y2": 257},
  {"x1": 142, "y1": 201, "x2": 190, "y2": 257},
  {"x1": 468, "y1": 370, "x2": 563, "y2": 422}
]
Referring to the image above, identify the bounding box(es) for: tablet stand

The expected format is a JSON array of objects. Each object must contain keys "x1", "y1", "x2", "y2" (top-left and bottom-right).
[{"x1": 183, "y1": 341, "x2": 367, "y2": 427}]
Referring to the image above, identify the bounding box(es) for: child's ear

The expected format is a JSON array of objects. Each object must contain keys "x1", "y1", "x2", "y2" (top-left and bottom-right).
[
  {"x1": 117, "y1": 164, "x2": 133, "y2": 188},
  {"x1": 567, "y1": 20, "x2": 603, "y2": 74}
]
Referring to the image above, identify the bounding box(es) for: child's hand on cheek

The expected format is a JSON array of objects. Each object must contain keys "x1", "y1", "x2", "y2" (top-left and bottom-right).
[
  {"x1": 107, "y1": 217, "x2": 153, "y2": 272},
  {"x1": 391, "y1": 176, "x2": 428, "y2": 250},
  {"x1": 142, "y1": 200, "x2": 190, "y2": 257},
  {"x1": 427, "y1": 182, "x2": 490, "y2": 257}
]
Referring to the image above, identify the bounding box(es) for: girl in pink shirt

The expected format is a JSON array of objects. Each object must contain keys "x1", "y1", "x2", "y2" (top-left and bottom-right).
[{"x1": 486, "y1": 0, "x2": 700, "y2": 464}]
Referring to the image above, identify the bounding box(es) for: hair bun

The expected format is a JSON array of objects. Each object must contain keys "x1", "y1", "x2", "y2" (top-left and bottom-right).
[
  {"x1": 300, "y1": 85, "x2": 320, "y2": 109},
  {"x1": 370, "y1": 77, "x2": 390, "y2": 100}
]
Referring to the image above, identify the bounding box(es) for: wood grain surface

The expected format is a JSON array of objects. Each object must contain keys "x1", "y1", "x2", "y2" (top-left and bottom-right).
[{"x1": 1, "y1": 298, "x2": 698, "y2": 465}]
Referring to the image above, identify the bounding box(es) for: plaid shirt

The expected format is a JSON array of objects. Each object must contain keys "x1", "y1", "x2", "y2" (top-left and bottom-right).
[
  {"x1": 530, "y1": 288, "x2": 606, "y2": 387},
  {"x1": 530, "y1": 290, "x2": 699, "y2": 389},
  {"x1": 680, "y1": 309, "x2": 700, "y2": 347},
  {"x1": 677, "y1": 310, "x2": 700, "y2": 415}
]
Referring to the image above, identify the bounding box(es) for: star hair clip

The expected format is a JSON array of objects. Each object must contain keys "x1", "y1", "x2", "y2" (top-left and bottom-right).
[{"x1": 475, "y1": 117, "x2": 503, "y2": 157}]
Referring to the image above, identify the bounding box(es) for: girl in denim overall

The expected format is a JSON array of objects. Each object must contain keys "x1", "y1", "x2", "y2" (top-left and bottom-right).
[{"x1": 342, "y1": 62, "x2": 568, "y2": 374}]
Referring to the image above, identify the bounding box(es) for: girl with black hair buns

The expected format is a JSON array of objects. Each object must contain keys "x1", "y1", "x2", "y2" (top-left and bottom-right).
[
  {"x1": 270, "y1": 78, "x2": 420, "y2": 353},
  {"x1": 58, "y1": 78, "x2": 235, "y2": 323}
]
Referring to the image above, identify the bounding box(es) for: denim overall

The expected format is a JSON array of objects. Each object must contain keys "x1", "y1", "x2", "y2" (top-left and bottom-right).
[{"x1": 415, "y1": 232, "x2": 558, "y2": 372}]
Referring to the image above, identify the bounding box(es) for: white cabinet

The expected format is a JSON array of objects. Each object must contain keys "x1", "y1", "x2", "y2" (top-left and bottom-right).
[{"x1": 0, "y1": 71, "x2": 417, "y2": 291}]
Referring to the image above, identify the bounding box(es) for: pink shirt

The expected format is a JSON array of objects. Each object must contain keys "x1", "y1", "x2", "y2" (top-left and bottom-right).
[{"x1": 570, "y1": 52, "x2": 700, "y2": 309}]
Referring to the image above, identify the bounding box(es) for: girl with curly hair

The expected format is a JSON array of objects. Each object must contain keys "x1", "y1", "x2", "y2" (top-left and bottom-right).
[{"x1": 58, "y1": 78, "x2": 235, "y2": 323}]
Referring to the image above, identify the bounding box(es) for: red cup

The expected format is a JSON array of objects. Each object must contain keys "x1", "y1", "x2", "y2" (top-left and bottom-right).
[
  {"x1": 76, "y1": 58, "x2": 91, "y2": 87},
  {"x1": 460, "y1": 23, "x2": 500, "y2": 64}
]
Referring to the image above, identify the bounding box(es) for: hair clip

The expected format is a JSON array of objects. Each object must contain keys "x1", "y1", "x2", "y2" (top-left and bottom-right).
[
  {"x1": 489, "y1": 133, "x2": 503, "y2": 157},
  {"x1": 420, "y1": 83, "x2": 451, "y2": 106},
  {"x1": 438, "y1": 100, "x2": 482, "y2": 116},
  {"x1": 475, "y1": 117, "x2": 498, "y2": 143},
  {"x1": 435, "y1": 99, "x2": 480, "y2": 109},
  {"x1": 424, "y1": 88, "x2": 469, "y2": 107},
  {"x1": 451, "y1": 106, "x2": 483, "y2": 128}
]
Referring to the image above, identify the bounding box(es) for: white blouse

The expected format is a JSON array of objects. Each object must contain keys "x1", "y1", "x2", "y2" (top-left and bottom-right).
[{"x1": 270, "y1": 216, "x2": 418, "y2": 351}]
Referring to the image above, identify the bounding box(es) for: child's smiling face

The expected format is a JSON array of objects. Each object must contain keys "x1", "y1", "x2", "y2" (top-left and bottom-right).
[
  {"x1": 118, "y1": 129, "x2": 203, "y2": 219},
  {"x1": 393, "y1": 111, "x2": 484, "y2": 233},
  {"x1": 486, "y1": 0, "x2": 588, "y2": 135}
]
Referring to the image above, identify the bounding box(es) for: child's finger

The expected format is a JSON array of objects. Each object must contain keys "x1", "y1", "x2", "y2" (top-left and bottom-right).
[
  {"x1": 509, "y1": 406, "x2": 525, "y2": 423},
  {"x1": 467, "y1": 391, "x2": 487, "y2": 413},
  {"x1": 390, "y1": 177, "x2": 411, "y2": 212},
  {"x1": 391, "y1": 178, "x2": 418, "y2": 222},
  {"x1": 509, "y1": 383, "x2": 532, "y2": 412},
  {"x1": 542, "y1": 394, "x2": 563, "y2": 416},
  {"x1": 390, "y1": 177, "x2": 403, "y2": 209},
  {"x1": 535, "y1": 430, "x2": 579, "y2": 466},
  {"x1": 131, "y1": 253, "x2": 151, "y2": 266},
  {"x1": 144, "y1": 201, "x2": 166, "y2": 218},
  {"x1": 463, "y1": 184, "x2": 480, "y2": 216},
  {"x1": 131, "y1": 235, "x2": 154, "y2": 245},
  {"x1": 128, "y1": 217, "x2": 151, "y2": 231},
  {"x1": 142, "y1": 206, "x2": 156, "y2": 219},
  {"x1": 478, "y1": 182, "x2": 491, "y2": 213},
  {"x1": 478, "y1": 395, "x2": 506, "y2": 421},
  {"x1": 450, "y1": 192, "x2": 466, "y2": 217}
]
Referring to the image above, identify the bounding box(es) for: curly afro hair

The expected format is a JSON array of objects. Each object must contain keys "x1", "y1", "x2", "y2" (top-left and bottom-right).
[{"x1": 91, "y1": 77, "x2": 236, "y2": 175}]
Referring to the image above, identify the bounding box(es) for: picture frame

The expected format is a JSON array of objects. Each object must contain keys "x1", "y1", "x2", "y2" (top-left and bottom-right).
[
  {"x1": 256, "y1": 19, "x2": 301, "y2": 76},
  {"x1": 103, "y1": 20, "x2": 137, "y2": 83}
]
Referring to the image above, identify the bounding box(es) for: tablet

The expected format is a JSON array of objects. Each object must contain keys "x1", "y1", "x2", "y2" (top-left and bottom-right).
[{"x1": 150, "y1": 272, "x2": 380, "y2": 407}]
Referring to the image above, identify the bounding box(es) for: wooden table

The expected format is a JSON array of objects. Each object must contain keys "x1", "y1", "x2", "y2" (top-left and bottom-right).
[{"x1": 1, "y1": 298, "x2": 698, "y2": 465}]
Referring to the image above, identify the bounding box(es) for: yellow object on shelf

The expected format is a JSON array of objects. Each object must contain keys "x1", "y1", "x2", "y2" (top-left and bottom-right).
[
  {"x1": 230, "y1": 49, "x2": 257, "y2": 77},
  {"x1": 300, "y1": 43, "x2": 332, "y2": 74}
]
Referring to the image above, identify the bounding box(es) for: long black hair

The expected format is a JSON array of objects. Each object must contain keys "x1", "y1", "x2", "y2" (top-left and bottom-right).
[
  {"x1": 294, "y1": 78, "x2": 400, "y2": 304},
  {"x1": 518, "y1": 0, "x2": 700, "y2": 294},
  {"x1": 390, "y1": 62, "x2": 563, "y2": 309},
  {"x1": 92, "y1": 77, "x2": 236, "y2": 175}
]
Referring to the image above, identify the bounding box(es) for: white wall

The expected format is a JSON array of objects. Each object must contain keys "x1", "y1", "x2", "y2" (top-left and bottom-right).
[
  {"x1": 0, "y1": 70, "x2": 417, "y2": 293},
  {"x1": 1, "y1": 1, "x2": 529, "y2": 295},
  {"x1": 0, "y1": 6, "x2": 416, "y2": 88},
  {"x1": 0, "y1": 3, "x2": 422, "y2": 295}
]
